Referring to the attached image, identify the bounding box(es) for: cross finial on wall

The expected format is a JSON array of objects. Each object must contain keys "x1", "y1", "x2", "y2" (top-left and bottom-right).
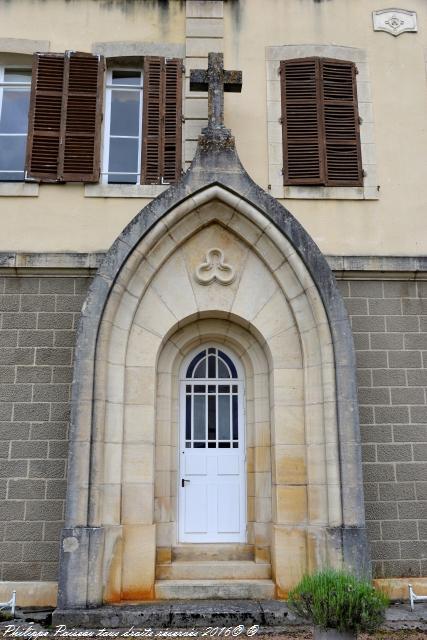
[{"x1": 190, "y1": 52, "x2": 242, "y2": 130}]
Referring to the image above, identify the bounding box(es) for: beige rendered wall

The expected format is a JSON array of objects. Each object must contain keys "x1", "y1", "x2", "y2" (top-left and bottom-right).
[{"x1": 0, "y1": 0, "x2": 426, "y2": 255}]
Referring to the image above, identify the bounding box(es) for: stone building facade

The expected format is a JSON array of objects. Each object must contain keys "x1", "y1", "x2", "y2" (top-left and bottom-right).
[{"x1": 0, "y1": 0, "x2": 426, "y2": 607}]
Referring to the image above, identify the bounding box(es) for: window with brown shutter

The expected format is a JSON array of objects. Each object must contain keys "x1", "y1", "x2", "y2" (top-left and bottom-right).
[
  {"x1": 141, "y1": 56, "x2": 182, "y2": 185},
  {"x1": 25, "y1": 51, "x2": 104, "y2": 183},
  {"x1": 280, "y1": 57, "x2": 362, "y2": 187}
]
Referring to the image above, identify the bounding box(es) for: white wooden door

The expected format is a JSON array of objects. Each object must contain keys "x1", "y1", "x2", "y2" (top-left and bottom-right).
[{"x1": 178, "y1": 346, "x2": 246, "y2": 543}]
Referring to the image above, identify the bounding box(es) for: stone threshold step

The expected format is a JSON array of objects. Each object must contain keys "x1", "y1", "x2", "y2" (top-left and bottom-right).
[
  {"x1": 155, "y1": 579, "x2": 276, "y2": 600},
  {"x1": 53, "y1": 600, "x2": 293, "y2": 628},
  {"x1": 156, "y1": 561, "x2": 271, "y2": 580},
  {"x1": 171, "y1": 544, "x2": 255, "y2": 562}
]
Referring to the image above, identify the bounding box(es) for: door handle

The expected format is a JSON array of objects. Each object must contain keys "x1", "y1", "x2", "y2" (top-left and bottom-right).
[{"x1": 181, "y1": 478, "x2": 190, "y2": 488}]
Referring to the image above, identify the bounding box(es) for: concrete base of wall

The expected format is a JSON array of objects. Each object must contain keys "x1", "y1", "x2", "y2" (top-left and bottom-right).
[
  {"x1": 374, "y1": 577, "x2": 427, "y2": 600},
  {"x1": 0, "y1": 581, "x2": 57, "y2": 607}
]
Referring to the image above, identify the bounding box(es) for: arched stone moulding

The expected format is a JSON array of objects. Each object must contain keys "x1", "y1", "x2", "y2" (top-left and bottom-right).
[{"x1": 59, "y1": 175, "x2": 368, "y2": 607}]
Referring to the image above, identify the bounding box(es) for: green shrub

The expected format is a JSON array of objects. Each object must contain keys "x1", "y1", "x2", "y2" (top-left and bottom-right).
[{"x1": 287, "y1": 569, "x2": 389, "y2": 634}]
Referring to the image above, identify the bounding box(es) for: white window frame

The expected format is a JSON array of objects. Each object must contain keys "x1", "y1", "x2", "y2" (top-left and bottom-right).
[
  {"x1": 101, "y1": 67, "x2": 143, "y2": 185},
  {"x1": 0, "y1": 64, "x2": 32, "y2": 182}
]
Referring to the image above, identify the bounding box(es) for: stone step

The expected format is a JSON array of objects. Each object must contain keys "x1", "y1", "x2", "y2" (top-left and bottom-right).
[
  {"x1": 172, "y1": 544, "x2": 255, "y2": 562},
  {"x1": 155, "y1": 579, "x2": 276, "y2": 600},
  {"x1": 156, "y1": 561, "x2": 271, "y2": 580}
]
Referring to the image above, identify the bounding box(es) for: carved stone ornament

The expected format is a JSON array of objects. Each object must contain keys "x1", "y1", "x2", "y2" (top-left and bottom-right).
[
  {"x1": 195, "y1": 248, "x2": 235, "y2": 286},
  {"x1": 373, "y1": 9, "x2": 417, "y2": 36}
]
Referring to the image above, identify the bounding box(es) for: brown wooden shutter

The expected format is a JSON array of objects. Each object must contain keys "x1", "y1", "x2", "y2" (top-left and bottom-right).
[
  {"x1": 281, "y1": 58, "x2": 324, "y2": 185},
  {"x1": 60, "y1": 52, "x2": 104, "y2": 182},
  {"x1": 321, "y1": 59, "x2": 362, "y2": 186},
  {"x1": 26, "y1": 51, "x2": 104, "y2": 182},
  {"x1": 163, "y1": 58, "x2": 182, "y2": 184},
  {"x1": 25, "y1": 53, "x2": 64, "y2": 181},
  {"x1": 141, "y1": 57, "x2": 182, "y2": 184}
]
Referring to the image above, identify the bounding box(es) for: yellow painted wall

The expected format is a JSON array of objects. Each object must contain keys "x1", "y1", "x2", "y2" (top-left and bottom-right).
[{"x1": 0, "y1": 0, "x2": 426, "y2": 256}]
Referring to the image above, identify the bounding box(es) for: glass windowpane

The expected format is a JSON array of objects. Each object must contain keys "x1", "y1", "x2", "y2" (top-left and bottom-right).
[
  {"x1": 108, "y1": 137, "x2": 139, "y2": 173},
  {"x1": 107, "y1": 173, "x2": 138, "y2": 184},
  {"x1": 0, "y1": 136, "x2": 26, "y2": 171},
  {"x1": 110, "y1": 90, "x2": 140, "y2": 136},
  {"x1": 232, "y1": 395, "x2": 239, "y2": 440},
  {"x1": 4, "y1": 69, "x2": 31, "y2": 83},
  {"x1": 218, "y1": 359, "x2": 230, "y2": 378},
  {"x1": 194, "y1": 359, "x2": 206, "y2": 378},
  {"x1": 0, "y1": 90, "x2": 30, "y2": 134},
  {"x1": 193, "y1": 395, "x2": 206, "y2": 440},
  {"x1": 186, "y1": 396, "x2": 191, "y2": 440},
  {"x1": 187, "y1": 350, "x2": 205, "y2": 377},
  {"x1": 112, "y1": 70, "x2": 141, "y2": 86},
  {"x1": 218, "y1": 395, "x2": 230, "y2": 440},
  {"x1": 208, "y1": 354, "x2": 216, "y2": 378},
  {"x1": 208, "y1": 395, "x2": 216, "y2": 440}
]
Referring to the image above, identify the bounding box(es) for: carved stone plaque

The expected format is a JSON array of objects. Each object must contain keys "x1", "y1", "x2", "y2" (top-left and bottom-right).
[{"x1": 373, "y1": 9, "x2": 417, "y2": 36}]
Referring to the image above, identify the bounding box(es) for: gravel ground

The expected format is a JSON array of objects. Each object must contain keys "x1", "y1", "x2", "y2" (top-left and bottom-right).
[{"x1": 256, "y1": 634, "x2": 427, "y2": 639}]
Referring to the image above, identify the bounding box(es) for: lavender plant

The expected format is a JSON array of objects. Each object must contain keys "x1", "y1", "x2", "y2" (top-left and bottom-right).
[{"x1": 287, "y1": 569, "x2": 389, "y2": 634}]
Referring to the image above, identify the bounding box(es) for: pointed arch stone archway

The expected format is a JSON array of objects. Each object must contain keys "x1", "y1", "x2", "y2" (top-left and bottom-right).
[{"x1": 57, "y1": 132, "x2": 369, "y2": 609}]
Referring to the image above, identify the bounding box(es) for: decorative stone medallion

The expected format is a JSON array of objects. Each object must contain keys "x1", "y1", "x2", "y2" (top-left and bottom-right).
[
  {"x1": 195, "y1": 248, "x2": 235, "y2": 286},
  {"x1": 373, "y1": 9, "x2": 417, "y2": 36}
]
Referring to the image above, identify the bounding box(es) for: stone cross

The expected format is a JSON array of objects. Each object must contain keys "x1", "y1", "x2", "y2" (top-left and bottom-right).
[{"x1": 190, "y1": 52, "x2": 242, "y2": 129}]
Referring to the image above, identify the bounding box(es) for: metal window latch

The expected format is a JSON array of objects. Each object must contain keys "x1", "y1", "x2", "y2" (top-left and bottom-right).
[{"x1": 181, "y1": 478, "x2": 190, "y2": 488}]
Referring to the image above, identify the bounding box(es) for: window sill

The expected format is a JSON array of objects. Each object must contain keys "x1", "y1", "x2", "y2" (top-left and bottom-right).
[
  {"x1": 271, "y1": 185, "x2": 379, "y2": 201},
  {"x1": 85, "y1": 183, "x2": 169, "y2": 198},
  {"x1": 0, "y1": 182, "x2": 39, "y2": 197}
]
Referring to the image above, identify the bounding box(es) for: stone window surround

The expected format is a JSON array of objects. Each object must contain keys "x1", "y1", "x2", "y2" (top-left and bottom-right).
[
  {"x1": 266, "y1": 44, "x2": 378, "y2": 201},
  {"x1": 0, "y1": 44, "x2": 50, "y2": 197},
  {"x1": 85, "y1": 41, "x2": 186, "y2": 199}
]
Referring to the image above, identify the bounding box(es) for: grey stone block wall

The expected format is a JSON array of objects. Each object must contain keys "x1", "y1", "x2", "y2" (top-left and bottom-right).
[
  {"x1": 339, "y1": 280, "x2": 427, "y2": 579},
  {"x1": 1, "y1": 272, "x2": 426, "y2": 583},
  {"x1": 0, "y1": 276, "x2": 90, "y2": 581}
]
